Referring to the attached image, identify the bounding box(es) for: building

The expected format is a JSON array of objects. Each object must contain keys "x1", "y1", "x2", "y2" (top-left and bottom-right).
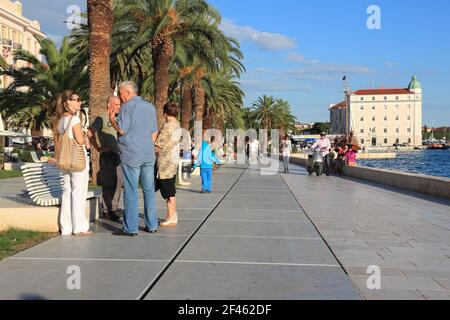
[
  {"x1": 0, "y1": 0, "x2": 45, "y2": 89},
  {"x1": 330, "y1": 76, "x2": 423, "y2": 147},
  {"x1": 0, "y1": 0, "x2": 47, "y2": 140},
  {"x1": 295, "y1": 122, "x2": 315, "y2": 132}
]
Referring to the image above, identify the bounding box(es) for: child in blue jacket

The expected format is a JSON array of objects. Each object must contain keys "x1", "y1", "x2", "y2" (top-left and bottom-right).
[{"x1": 194, "y1": 140, "x2": 222, "y2": 194}]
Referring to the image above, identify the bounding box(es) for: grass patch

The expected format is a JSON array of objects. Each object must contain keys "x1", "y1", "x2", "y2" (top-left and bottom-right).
[
  {"x1": 0, "y1": 228, "x2": 55, "y2": 261},
  {"x1": 0, "y1": 170, "x2": 23, "y2": 180}
]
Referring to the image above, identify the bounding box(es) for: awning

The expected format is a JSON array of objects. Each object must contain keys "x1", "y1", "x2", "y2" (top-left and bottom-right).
[{"x1": 0, "y1": 131, "x2": 31, "y2": 138}]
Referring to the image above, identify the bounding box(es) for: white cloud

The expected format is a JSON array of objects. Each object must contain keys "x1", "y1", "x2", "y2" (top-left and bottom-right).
[
  {"x1": 385, "y1": 61, "x2": 398, "y2": 67},
  {"x1": 220, "y1": 19, "x2": 296, "y2": 51},
  {"x1": 286, "y1": 53, "x2": 305, "y2": 63},
  {"x1": 241, "y1": 79, "x2": 312, "y2": 92},
  {"x1": 286, "y1": 53, "x2": 320, "y2": 65}
]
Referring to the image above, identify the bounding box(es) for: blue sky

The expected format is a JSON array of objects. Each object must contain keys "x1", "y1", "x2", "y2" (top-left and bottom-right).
[{"x1": 21, "y1": 0, "x2": 450, "y2": 126}]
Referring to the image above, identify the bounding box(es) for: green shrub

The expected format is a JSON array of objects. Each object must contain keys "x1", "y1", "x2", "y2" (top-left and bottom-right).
[
  {"x1": 19, "y1": 150, "x2": 33, "y2": 163},
  {"x1": 10, "y1": 148, "x2": 33, "y2": 163}
]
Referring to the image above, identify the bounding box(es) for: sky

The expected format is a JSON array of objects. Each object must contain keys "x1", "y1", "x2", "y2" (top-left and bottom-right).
[{"x1": 20, "y1": 0, "x2": 450, "y2": 126}]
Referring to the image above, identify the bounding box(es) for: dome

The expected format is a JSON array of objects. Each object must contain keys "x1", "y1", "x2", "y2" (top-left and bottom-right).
[{"x1": 408, "y1": 75, "x2": 421, "y2": 90}]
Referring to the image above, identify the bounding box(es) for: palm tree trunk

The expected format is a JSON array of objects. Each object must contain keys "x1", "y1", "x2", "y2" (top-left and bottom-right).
[
  {"x1": 181, "y1": 83, "x2": 192, "y2": 130},
  {"x1": 203, "y1": 101, "x2": 213, "y2": 130},
  {"x1": 152, "y1": 39, "x2": 174, "y2": 128},
  {"x1": 88, "y1": 0, "x2": 113, "y2": 185},
  {"x1": 194, "y1": 84, "x2": 205, "y2": 125}
]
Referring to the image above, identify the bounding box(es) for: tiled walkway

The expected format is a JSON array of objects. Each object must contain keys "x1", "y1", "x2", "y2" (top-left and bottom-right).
[
  {"x1": 0, "y1": 165, "x2": 359, "y2": 300},
  {"x1": 1, "y1": 162, "x2": 448, "y2": 300}
]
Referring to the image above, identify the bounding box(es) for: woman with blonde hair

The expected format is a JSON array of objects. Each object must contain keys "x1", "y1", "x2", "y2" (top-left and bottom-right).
[{"x1": 52, "y1": 90, "x2": 92, "y2": 236}]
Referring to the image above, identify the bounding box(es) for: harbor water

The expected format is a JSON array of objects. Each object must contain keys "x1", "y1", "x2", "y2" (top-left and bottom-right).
[{"x1": 359, "y1": 150, "x2": 450, "y2": 179}]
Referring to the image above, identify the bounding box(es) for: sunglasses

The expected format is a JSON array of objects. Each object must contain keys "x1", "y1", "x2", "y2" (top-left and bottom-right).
[{"x1": 69, "y1": 98, "x2": 81, "y2": 102}]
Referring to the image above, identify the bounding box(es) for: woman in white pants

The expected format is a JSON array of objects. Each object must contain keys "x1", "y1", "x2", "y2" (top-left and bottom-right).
[
  {"x1": 282, "y1": 135, "x2": 292, "y2": 173},
  {"x1": 54, "y1": 90, "x2": 92, "y2": 236}
]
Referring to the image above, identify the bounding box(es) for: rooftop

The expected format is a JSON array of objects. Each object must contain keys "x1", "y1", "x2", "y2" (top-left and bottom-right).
[{"x1": 352, "y1": 88, "x2": 414, "y2": 96}]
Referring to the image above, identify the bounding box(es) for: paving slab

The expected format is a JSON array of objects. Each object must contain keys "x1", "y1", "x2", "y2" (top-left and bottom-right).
[
  {"x1": 0, "y1": 259, "x2": 166, "y2": 300},
  {"x1": 146, "y1": 262, "x2": 360, "y2": 300}
]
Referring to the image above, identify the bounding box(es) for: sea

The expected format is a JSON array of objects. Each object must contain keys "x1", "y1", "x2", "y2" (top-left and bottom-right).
[{"x1": 358, "y1": 150, "x2": 450, "y2": 179}]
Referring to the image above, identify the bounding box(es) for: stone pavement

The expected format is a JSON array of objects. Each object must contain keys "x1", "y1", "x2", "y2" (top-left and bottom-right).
[
  {"x1": 0, "y1": 162, "x2": 449, "y2": 300},
  {"x1": 0, "y1": 165, "x2": 360, "y2": 300},
  {"x1": 283, "y1": 163, "x2": 450, "y2": 300}
]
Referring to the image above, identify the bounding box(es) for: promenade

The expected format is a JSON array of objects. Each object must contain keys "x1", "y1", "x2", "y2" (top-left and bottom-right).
[{"x1": 0, "y1": 162, "x2": 449, "y2": 300}]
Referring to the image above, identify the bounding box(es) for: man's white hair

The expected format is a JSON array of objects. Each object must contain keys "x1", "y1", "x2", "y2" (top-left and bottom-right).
[{"x1": 118, "y1": 81, "x2": 138, "y2": 94}]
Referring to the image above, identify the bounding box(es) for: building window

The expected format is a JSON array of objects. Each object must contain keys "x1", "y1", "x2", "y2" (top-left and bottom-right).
[
  {"x1": 360, "y1": 106, "x2": 364, "y2": 111},
  {"x1": 407, "y1": 115, "x2": 411, "y2": 121},
  {"x1": 360, "y1": 97, "x2": 364, "y2": 101},
  {"x1": 384, "y1": 138, "x2": 388, "y2": 144},
  {"x1": 396, "y1": 105, "x2": 399, "y2": 110},
  {"x1": 360, "y1": 129, "x2": 364, "y2": 134},
  {"x1": 360, "y1": 117, "x2": 364, "y2": 122},
  {"x1": 372, "y1": 116, "x2": 376, "y2": 122},
  {"x1": 396, "y1": 96, "x2": 399, "y2": 100},
  {"x1": 408, "y1": 138, "x2": 412, "y2": 144},
  {"x1": 384, "y1": 128, "x2": 388, "y2": 133},
  {"x1": 361, "y1": 139, "x2": 364, "y2": 145},
  {"x1": 396, "y1": 115, "x2": 399, "y2": 121},
  {"x1": 371, "y1": 127, "x2": 376, "y2": 133},
  {"x1": 384, "y1": 116, "x2": 387, "y2": 121},
  {"x1": 396, "y1": 128, "x2": 399, "y2": 134},
  {"x1": 384, "y1": 105, "x2": 388, "y2": 110},
  {"x1": 384, "y1": 96, "x2": 387, "y2": 101},
  {"x1": 407, "y1": 127, "x2": 411, "y2": 133},
  {"x1": 372, "y1": 97, "x2": 376, "y2": 101},
  {"x1": 372, "y1": 106, "x2": 376, "y2": 110}
]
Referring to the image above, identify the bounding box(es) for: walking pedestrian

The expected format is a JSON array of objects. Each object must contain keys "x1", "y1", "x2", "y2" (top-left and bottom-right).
[
  {"x1": 194, "y1": 134, "x2": 221, "y2": 194},
  {"x1": 282, "y1": 135, "x2": 292, "y2": 173}
]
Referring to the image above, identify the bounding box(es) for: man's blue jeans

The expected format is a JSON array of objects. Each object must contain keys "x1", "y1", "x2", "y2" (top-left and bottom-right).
[
  {"x1": 200, "y1": 168, "x2": 213, "y2": 192},
  {"x1": 121, "y1": 162, "x2": 158, "y2": 233}
]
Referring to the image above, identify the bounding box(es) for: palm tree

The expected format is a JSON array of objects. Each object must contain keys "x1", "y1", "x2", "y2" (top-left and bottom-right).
[
  {"x1": 8, "y1": 106, "x2": 52, "y2": 136},
  {"x1": 204, "y1": 71, "x2": 244, "y2": 131},
  {"x1": 274, "y1": 99, "x2": 297, "y2": 137},
  {"x1": 0, "y1": 37, "x2": 88, "y2": 133},
  {"x1": 87, "y1": 0, "x2": 114, "y2": 184},
  {"x1": 115, "y1": 0, "x2": 229, "y2": 125},
  {"x1": 251, "y1": 95, "x2": 281, "y2": 131}
]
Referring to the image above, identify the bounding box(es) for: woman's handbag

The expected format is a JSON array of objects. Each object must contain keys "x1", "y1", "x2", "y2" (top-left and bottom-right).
[{"x1": 57, "y1": 116, "x2": 86, "y2": 172}]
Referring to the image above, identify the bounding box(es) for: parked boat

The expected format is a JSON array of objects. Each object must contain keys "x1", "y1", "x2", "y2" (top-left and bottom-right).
[{"x1": 427, "y1": 143, "x2": 449, "y2": 150}]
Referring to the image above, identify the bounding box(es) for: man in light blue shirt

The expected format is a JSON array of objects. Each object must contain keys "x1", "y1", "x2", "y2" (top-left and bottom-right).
[{"x1": 109, "y1": 81, "x2": 159, "y2": 236}]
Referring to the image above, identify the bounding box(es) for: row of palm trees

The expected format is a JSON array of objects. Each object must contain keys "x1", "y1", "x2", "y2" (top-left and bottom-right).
[{"x1": 0, "y1": 0, "x2": 298, "y2": 181}]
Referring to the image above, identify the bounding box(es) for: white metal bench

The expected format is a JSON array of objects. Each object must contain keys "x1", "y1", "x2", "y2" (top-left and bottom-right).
[{"x1": 20, "y1": 163, "x2": 100, "y2": 207}]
